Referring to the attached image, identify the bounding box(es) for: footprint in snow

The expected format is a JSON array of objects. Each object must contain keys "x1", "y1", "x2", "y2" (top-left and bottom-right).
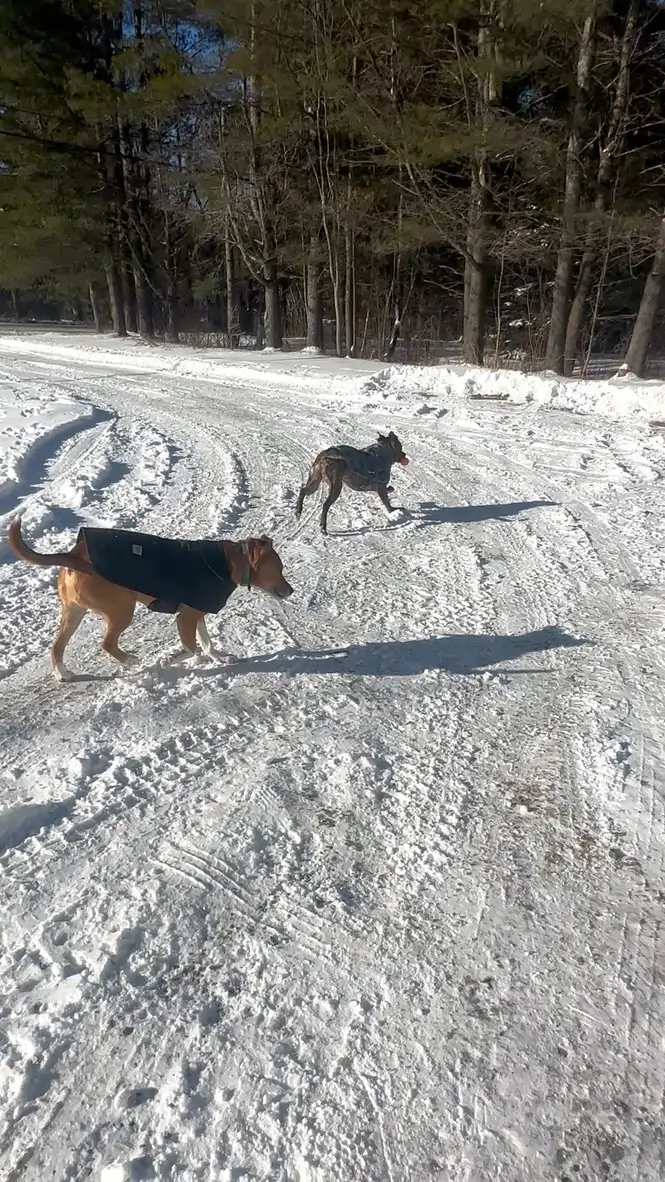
[
  {"x1": 100, "y1": 1158, "x2": 156, "y2": 1181},
  {"x1": 113, "y1": 1085, "x2": 158, "y2": 1111}
]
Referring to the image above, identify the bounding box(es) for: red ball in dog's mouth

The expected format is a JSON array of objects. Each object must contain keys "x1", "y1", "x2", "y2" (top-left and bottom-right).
[{"x1": 399, "y1": 457, "x2": 410, "y2": 467}]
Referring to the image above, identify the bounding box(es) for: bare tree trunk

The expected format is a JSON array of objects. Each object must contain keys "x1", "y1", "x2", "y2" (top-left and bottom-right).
[
  {"x1": 306, "y1": 236, "x2": 323, "y2": 350},
  {"x1": 564, "y1": 0, "x2": 637, "y2": 375},
  {"x1": 332, "y1": 260, "x2": 343, "y2": 357},
  {"x1": 384, "y1": 258, "x2": 403, "y2": 360},
  {"x1": 96, "y1": 25, "x2": 127, "y2": 341},
  {"x1": 625, "y1": 214, "x2": 665, "y2": 377},
  {"x1": 114, "y1": 132, "x2": 139, "y2": 336},
  {"x1": 118, "y1": 119, "x2": 154, "y2": 340},
  {"x1": 164, "y1": 290, "x2": 178, "y2": 343},
  {"x1": 309, "y1": 87, "x2": 343, "y2": 355},
  {"x1": 105, "y1": 253, "x2": 126, "y2": 336},
  {"x1": 384, "y1": 189, "x2": 404, "y2": 360},
  {"x1": 225, "y1": 217, "x2": 237, "y2": 347},
  {"x1": 384, "y1": 307, "x2": 401, "y2": 359},
  {"x1": 344, "y1": 221, "x2": 356, "y2": 357},
  {"x1": 125, "y1": 9, "x2": 155, "y2": 341},
  {"x1": 545, "y1": 11, "x2": 596, "y2": 373},
  {"x1": 344, "y1": 46, "x2": 358, "y2": 359},
  {"x1": 133, "y1": 264, "x2": 154, "y2": 340},
  {"x1": 464, "y1": 159, "x2": 491, "y2": 364},
  {"x1": 582, "y1": 210, "x2": 614, "y2": 376},
  {"x1": 89, "y1": 283, "x2": 102, "y2": 332},
  {"x1": 243, "y1": 0, "x2": 282, "y2": 351},
  {"x1": 164, "y1": 271, "x2": 178, "y2": 344},
  {"x1": 255, "y1": 284, "x2": 264, "y2": 348},
  {"x1": 100, "y1": 120, "x2": 128, "y2": 338},
  {"x1": 263, "y1": 259, "x2": 283, "y2": 349},
  {"x1": 106, "y1": 120, "x2": 137, "y2": 335},
  {"x1": 163, "y1": 211, "x2": 179, "y2": 343},
  {"x1": 563, "y1": 230, "x2": 599, "y2": 376},
  {"x1": 129, "y1": 151, "x2": 154, "y2": 342},
  {"x1": 462, "y1": 8, "x2": 498, "y2": 366},
  {"x1": 321, "y1": 203, "x2": 343, "y2": 355},
  {"x1": 121, "y1": 259, "x2": 137, "y2": 333}
]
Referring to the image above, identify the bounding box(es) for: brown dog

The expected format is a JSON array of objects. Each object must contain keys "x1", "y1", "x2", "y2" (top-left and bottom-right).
[
  {"x1": 295, "y1": 431, "x2": 409, "y2": 534},
  {"x1": 8, "y1": 519, "x2": 293, "y2": 681}
]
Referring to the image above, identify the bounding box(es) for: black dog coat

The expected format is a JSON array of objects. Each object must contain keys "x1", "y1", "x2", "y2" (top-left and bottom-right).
[
  {"x1": 327, "y1": 442, "x2": 393, "y2": 487},
  {"x1": 80, "y1": 527, "x2": 236, "y2": 614}
]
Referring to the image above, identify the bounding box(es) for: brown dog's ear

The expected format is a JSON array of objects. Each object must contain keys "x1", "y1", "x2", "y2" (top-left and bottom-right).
[{"x1": 246, "y1": 536, "x2": 274, "y2": 566}]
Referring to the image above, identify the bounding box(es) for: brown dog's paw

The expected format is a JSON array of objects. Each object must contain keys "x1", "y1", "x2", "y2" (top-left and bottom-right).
[
  {"x1": 54, "y1": 664, "x2": 75, "y2": 683},
  {"x1": 204, "y1": 649, "x2": 239, "y2": 665}
]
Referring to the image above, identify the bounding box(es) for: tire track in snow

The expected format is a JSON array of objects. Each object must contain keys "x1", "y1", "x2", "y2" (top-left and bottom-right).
[
  {"x1": 155, "y1": 842, "x2": 258, "y2": 917},
  {"x1": 0, "y1": 408, "x2": 112, "y2": 532}
]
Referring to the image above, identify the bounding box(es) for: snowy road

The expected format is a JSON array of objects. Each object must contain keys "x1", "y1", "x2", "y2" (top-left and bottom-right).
[{"x1": 1, "y1": 338, "x2": 665, "y2": 1181}]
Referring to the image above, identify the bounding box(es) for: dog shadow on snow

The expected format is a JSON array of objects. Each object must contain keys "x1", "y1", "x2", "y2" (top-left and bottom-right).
[
  {"x1": 334, "y1": 498, "x2": 557, "y2": 537},
  {"x1": 233, "y1": 625, "x2": 588, "y2": 679}
]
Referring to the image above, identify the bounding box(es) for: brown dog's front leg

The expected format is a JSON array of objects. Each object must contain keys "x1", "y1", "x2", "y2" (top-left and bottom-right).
[
  {"x1": 161, "y1": 607, "x2": 200, "y2": 667},
  {"x1": 196, "y1": 618, "x2": 238, "y2": 665}
]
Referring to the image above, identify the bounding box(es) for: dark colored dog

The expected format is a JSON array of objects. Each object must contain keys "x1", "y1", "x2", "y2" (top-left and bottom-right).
[{"x1": 295, "y1": 432, "x2": 409, "y2": 534}]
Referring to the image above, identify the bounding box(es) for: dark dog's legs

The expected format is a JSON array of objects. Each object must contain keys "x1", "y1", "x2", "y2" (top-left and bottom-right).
[
  {"x1": 321, "y1": 470, "x2": 343, "y2": 534},
  {"x1": 377, "y1": 486, "x2": 395, "y2": 514},
  {"x1": 295, "y1": 467, "x2": 323, "y2": 519}
]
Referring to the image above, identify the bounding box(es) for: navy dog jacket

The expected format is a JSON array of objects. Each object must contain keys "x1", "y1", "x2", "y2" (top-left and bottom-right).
[{"x1": 80, "y1": 527, "x2": 236, "y2": 614}]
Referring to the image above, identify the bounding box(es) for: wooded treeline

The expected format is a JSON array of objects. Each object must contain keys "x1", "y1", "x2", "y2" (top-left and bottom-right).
[{"x1": 2, "y1": 0, "x2": 665, "y2": 374}]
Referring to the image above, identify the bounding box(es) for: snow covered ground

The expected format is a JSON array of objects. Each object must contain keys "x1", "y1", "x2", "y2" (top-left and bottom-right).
[{"x1": 0, "y1": 331, "x2": 664, "y2": 1182}]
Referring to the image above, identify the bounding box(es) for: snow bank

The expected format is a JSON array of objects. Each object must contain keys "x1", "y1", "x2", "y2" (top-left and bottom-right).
[
  {"x1": 379, "y1": 361, "x2": 665, "y2": 422},
  {"x1": 1, "y1": 329, "x2": 664, "y2": 423}
]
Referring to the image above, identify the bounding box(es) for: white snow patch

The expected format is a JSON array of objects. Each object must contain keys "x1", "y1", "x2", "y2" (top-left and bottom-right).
[{"x1": 0, "y1": 329, "x2": 664, "y2": 422}]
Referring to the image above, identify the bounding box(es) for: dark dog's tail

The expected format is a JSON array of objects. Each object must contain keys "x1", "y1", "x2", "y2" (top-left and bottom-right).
[{"x1": 8, "y1": 519, "x2": 94, "y2": 575}]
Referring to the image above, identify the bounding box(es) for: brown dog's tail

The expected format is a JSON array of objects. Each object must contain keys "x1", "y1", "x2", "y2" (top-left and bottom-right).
[{"x1": 7, "y1": 518, "x2": 94, "y2": 575}]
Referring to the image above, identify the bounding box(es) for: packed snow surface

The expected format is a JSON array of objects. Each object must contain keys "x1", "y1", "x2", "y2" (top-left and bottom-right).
[{"x1": 0, "y1": 330, "x2": 664, "y2": 1181}]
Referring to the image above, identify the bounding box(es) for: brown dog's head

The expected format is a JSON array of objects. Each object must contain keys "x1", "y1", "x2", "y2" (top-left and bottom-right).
[
  {"x1": 378, "y1": 430, "x2": 409, "y2": 467},
  {"x1": 243, "y1": 536, "x2": 293, "y2": 599}
]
